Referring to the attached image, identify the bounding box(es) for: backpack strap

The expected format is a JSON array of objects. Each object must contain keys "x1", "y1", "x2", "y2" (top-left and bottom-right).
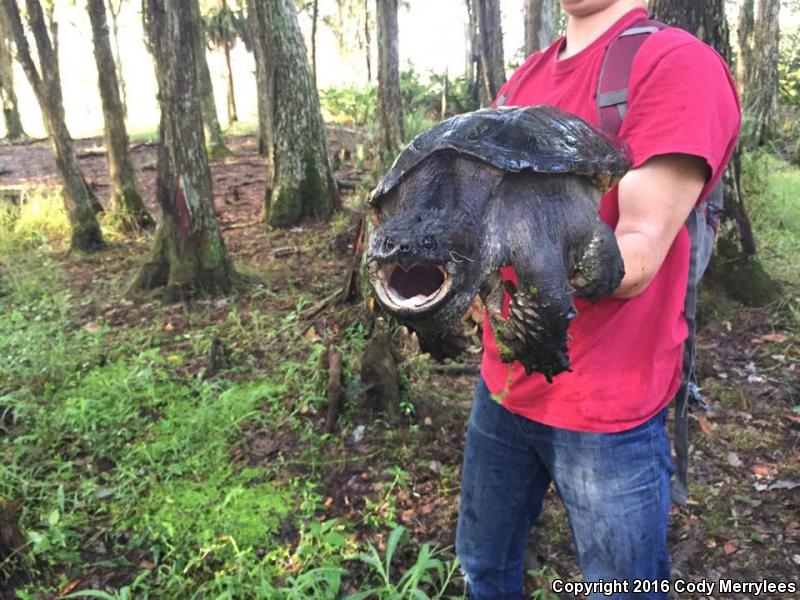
[
  {"x1": 596, "y1": 19, "x2": 666, "y2": 136},
  {"x1": 597, "y1": 17, "x2": 722, "y2": 507}
]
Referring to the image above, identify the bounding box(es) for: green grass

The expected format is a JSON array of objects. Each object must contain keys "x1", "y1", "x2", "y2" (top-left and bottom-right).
[
  {"x1": 0, "y1": 193, "x2": 463, "y2": 598},
  {"x1": 742, "y1": 151, "x2": 800, "y2": 283}
]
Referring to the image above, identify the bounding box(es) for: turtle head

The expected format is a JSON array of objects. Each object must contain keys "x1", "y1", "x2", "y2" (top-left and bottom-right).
[{"x1": 367, "y1": 209, "x2": 481, "y2": 319}]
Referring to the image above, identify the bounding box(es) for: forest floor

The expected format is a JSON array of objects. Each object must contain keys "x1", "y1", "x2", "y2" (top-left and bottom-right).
[{"x1": 0, "y1": 135, "x2": 799, "y2": 599}]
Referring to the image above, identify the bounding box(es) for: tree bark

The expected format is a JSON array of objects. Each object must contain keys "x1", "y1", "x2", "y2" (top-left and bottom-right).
[
  {"x1": 524, "y1": 0, "x2": 554, "y2": 55},
  {"x1": 1, "y1": 0, "x2": 103, "y2": 251},
  {"x1": 87, "y1": 0, "x2": 153, "y2": 231},
  {"x1": 0, "y1": 6, "x2": 24, "y2": 139},
  {"x1": 257, "y1": 0, "x2": 338, "y2": 227},
  {"x1": 736, "y1": 0, "x2": 754, "y2": 91},
  {"x1": 136, "y1": 0, "x2": 233, "y2": 298},
  {"x1": 465, "y1": 0, "x2": 481, "y2": 109},
  {"x1": 190, "y1": 0, "x2": 230, "y2": 158},
  {"x1": 246, "y1": 0, "x2": 270, "y2": 156},
  {"x1": 310, "y1": 0, "x2": 318, "y2": 83},
  {"x1": 476, "y1": 0, "x2": 505, "y2": 106},
  {"x1": 364, "y1": 0, "x2": 371, "y2": 82},
  {"x1": 650, "y1": 0, "x2": 757, "y2": 257},
  {"x1": 106, "y1": 0, "x2": 127, "y2": 118},
  {"x1": 745, "y1": 0, "x2": 780, "y2": 147},
  {"x1": 221, "y1": 0, "x2": 237, "y2": 124},
  {"x1": 376, "y1": 0, "x2": 403, "y2": 158}
]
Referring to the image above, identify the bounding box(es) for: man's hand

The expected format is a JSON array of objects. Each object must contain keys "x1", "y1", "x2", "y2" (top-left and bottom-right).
[{"x1": 612, "y1": 153, "x2": 708, "y2": 299}]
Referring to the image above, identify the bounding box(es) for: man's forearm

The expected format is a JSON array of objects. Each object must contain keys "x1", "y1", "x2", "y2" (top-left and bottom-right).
[{"x1": 609, "y1": 154, "x2": 709, "y2": 300}]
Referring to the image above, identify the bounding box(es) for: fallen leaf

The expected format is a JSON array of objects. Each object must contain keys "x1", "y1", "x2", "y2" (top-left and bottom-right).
[
  {"x1": 323, "y1": 497, "x2": 334, "y2": 508},
  {"x1": 163, "y1": 322, "x2": 174, "y2": 331},
  {"x1": 698, "y1": 415, "x2": 714, "y2": 435},
  {"x1": 727, "y1": 452, "x2": 742, "y2": 468},
  {"x1": 705, "y1": 538, "x2": 717, "y2": 549},
  {"x1": 83, "y1": 321, "x2": 101, "y2": 333},
  {"x1": 139, "y1": 560, "x2": 156, "y2": 569},
  {"x1": 752, "y1": 463, "x2": 772, "y2": 478},
  {"x1": 723, "y1": 540, "x2": 739, "y2": 555},
  {"x1": 58, "y1": 579, "x2": 81, "y2": 597},
  {"x1": 758, "y1": 333, "x2": 788, "y2": 344},
  {"x1": 768, "y1": 480, "x2": 800, "y2": 491}
]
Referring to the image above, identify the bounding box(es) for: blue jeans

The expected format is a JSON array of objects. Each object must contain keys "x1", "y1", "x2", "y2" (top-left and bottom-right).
[{"x1": 456, "y1": 379, "x2": 673, "y2": 600}]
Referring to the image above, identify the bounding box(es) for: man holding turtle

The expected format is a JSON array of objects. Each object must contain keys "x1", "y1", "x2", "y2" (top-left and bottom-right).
[{"x1": 455, "y1": 1, "x2": 741, "y2": 598}]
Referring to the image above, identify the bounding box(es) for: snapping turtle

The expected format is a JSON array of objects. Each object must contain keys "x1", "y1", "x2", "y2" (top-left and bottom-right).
[{"x1": 366, "y1": 105, "x2": 630, "y2": 381}]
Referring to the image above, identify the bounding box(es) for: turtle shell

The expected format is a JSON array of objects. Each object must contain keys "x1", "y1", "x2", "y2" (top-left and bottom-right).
[{"x1": 370, "y1": 105, "x2": 632, "y2": 207}]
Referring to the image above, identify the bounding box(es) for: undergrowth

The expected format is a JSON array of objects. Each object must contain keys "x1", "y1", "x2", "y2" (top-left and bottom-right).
[{"x1": 0, "y1": 193, "x2": 465, "y2": 598}]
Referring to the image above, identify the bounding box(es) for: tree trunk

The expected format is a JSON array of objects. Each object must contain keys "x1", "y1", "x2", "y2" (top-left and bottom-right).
[
  {"x1": 476, "y1": 0, "x2": 504, "y2": 106},
  {"x1": 745, "y1": 0, "x2": 780, "y2": 147},
  {"x1": 736, "y1": 0, "x2": 754, "y2": 91},
  {"x1": 524, "y1": 0, "x2": 554, "y2": 55},
  {"x1": 364, "y1": 0, "x2": 371, "y2": 82},
  {"x1": 246, "y1": 0, "x2": 270, "y2": 156},
  {"x1": 650, "y1": 0, "x2": 758, "y2": 259},
  {"x1": 310, "y1": 0, "x2": 318, "y2": 83},
  {"x1": 190, "y1": 0, "x2": 230, "y2": 158},
  {"x1": 376, "y1": 0, "x2": 403, "y2": 158},
  {"x1": 136, "y1": 0, "x2": 233, "y2": 298},
  {"x1": 258, "y1": 0, "x2": 338, "y2": 227},
  {"x1": 465, "y1": 0, "x2": 481, "y2": 110},
  {"x1": 106, "y1": 0, "x2": 127, "y2": 118},
  {"x1": 0, "y1": 6, "x2": 24, "y2": 139},
  {"x1": 1, "y1": 0, "x2": 103, "y2": 251},
  {"x1": 221, "y1": 0, "x2": 237, "y2": 124},
  {"x1": 87, "y1": 0, "x2": 153, "y2": 231},
  {"x1": 224, "y1": 41, "x2": 237, "y2": 123}
]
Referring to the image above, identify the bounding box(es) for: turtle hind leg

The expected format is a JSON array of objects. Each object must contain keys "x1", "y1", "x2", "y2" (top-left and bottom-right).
[{"x1": 571, "y1": 221, "x2": 625, "y2": 302}]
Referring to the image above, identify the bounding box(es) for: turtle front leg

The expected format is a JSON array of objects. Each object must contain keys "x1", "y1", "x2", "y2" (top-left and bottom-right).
[
  {"x1": 494, "y1": 245, "x2": 576, "y2": 382},
  {"x1": 570, "y1": 221, "x2": 625, "y2": 302}
]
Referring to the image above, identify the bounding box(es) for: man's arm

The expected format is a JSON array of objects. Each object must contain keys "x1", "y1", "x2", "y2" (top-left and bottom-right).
[{"x1": 612, "y1": 153, "x2": 708, "y2": 299}]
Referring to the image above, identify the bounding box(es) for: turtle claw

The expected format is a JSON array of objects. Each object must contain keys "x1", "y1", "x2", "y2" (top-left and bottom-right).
[{"x1": 572, "y1": 223, "x2": 625, "y2": 302}]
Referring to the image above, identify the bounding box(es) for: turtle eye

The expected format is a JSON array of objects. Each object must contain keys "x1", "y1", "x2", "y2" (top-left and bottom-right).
[
  {"x1": 421, "y1": 236, "x2": 436, "y2": 250},
  {"x1": 384, "y1": 237, "x2": 395, "y2": 250}
]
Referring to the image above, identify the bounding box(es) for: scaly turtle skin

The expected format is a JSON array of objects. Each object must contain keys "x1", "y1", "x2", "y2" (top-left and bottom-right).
[{"x1": 367, "y1": 105, "x2": 630, "y2": 382}]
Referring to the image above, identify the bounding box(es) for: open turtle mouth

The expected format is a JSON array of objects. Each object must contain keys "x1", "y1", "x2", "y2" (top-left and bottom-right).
[{"x1": 375, "y1": 263, "x2": 453, "y2": 311}]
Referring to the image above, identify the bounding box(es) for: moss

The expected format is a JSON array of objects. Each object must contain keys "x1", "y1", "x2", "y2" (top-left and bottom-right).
[
  {"x1": 706, "y1": 234, "x2": 782, "y2": 307},
  {"x1": 69, "y1": 220, "x2": 105, "y2": 252},
  {"x1": 207, "y1": 141, "x2": 233, "y2": 159},
  {"x1": 267, "y1": 149, "x2": 335, "y2": 227}
]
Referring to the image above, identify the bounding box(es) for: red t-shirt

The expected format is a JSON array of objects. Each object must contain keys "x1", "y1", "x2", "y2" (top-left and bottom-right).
[{"x1": 480, "y1": 7, "x2": 741, "y2": 432}]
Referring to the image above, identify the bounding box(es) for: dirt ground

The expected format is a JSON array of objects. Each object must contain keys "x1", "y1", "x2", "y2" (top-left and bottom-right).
[{"x1": 1, "y1": 135, "x2": 799, "y2": 598}]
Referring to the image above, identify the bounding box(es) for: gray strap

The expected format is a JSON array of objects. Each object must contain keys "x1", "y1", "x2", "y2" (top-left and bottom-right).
[
  {"x1": 597, "y1": 89, "x2": 628, "y2": 108},
  {"x1": 620, "y1": 25, "x2": 661, "y2": 37}
]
